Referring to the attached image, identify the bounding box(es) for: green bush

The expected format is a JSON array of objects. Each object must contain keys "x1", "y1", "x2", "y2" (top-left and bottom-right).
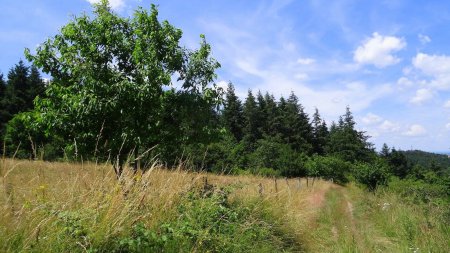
[
  {"x1": 305, "y1": 155, "x2": 352, "y2": 184},
  {"x1": 95, "y1": 188, "x2": 294, "y2": 253},
  {"x1": 353, "y1": 158, "x2": 390, "y2": 191},
  {"x1": 249, "y1": 138, "x2": 308, "y2": 177}
]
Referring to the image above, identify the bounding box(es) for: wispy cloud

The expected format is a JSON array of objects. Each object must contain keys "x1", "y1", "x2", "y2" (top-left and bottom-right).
[
  {"x1": 418, "y1": 34, "x2": 431, "y2": 44},
  {"x1": 410, "y1": 88, "x2": 433, "y2": 105},
  {"x1": 403, "y1": 124, "x2": 427, "y2": 137}
]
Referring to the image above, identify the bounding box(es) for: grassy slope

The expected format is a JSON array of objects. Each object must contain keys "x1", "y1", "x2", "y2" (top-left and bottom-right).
[
  {"x1": 0, "y1": 159, "x2": 327, "y2": 252},
  {"x1": 309, "y1": 184, "x2": 449, "y2": 252},
  {"x1": 1, "y1": 159, "x2": 448, "y2": 252}
]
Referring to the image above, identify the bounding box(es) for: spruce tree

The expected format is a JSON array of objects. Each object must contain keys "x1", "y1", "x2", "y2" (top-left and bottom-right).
[
  {"x1": 223, "y1": 83, "x2": 244, "y2": 141},
  {"x1": 27, "y1": 66, "x2": 45, "y2": 108},
  {"x1": 311, "y1": 108, "x2": 328, "y2": 155},
  {"x1": 282, "y1": 92, "x2": 312, "y2": 153},
  {"x1": 263, "y1": 92, "x2": 278, "y2": 137},
  {"x1": 0, "y1": 73, "x2": 5, "y2": 97},
  {"x1": 380, "y1": 143, "x2": 390, "y2": 157},
  {"x1": 327, "y1": 106, "x2": 374, "y2": 162},
  {"x1": 5, "y1": 60, "x2": 29, "y2": 116},
  {"x1": 256, "y1": 91, "x2": 267, "y2": 135},
  {"x1": 243, "y1": 90, "x2": 260, "y2": 144}
]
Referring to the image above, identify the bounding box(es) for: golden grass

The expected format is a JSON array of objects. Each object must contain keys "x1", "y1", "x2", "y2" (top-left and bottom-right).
[{"x1": 0, "y1": 158, "x2": 331, "y2": 252}]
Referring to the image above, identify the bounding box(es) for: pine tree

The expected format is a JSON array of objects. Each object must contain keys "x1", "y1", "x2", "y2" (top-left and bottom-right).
[
  {"x1": 263, "y1": 92, "x2": 278, "y2": 137},
  {"x1": 243, "y1": 90, "x2": 261, "y2": 144},
  {"x1": 256, "y1": 91, "x2": 267, "y2": 135},
  {"x1": 327, "y1": 106, "x2": 374, "y2": 162},
  {"x1": 5, "y1": 60, "x2": 29, "y2": 116},
  {"x1": 311, "y1": 108, "x2": 328, "y2": 155},
  {"x1": 380, "y1": 143, "x2": 390, "y2": 157},
  {"x1": 0, "y1": 73, "x2": 5, "y2": 97},
  {"x1": 27, "y1": 66, "x2": 45, "y2": 108},
  {"x1": 281, "y1": 92, "x2": 313, "y2": 153},
  {"x1": 223, "y1": 83, "x2": 244, "y2": 141}
]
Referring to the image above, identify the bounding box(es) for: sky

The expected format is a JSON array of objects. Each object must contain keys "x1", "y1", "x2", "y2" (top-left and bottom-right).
[{"x1": 1, "y1": 0, "x2": 450, "y2": 153}]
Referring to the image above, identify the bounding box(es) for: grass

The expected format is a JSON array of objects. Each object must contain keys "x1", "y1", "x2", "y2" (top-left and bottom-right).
[
  {"x1": 0, "y1": 159, "x2": 328, "y2": 252},
  {"x1": 308, "y1": 183, "x2": 449, "y2": 252},
  {"x1": 1, "y1": 159, "x2": 448, "y2": 252}
]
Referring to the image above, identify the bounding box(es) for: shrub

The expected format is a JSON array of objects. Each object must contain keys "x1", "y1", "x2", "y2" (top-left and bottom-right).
[
  {"x1": 305, "y1": 155, "x2": 352, "y2": 184},
  {"x1": 353, "y1": 158, "x2": 390, "y2": 191}
]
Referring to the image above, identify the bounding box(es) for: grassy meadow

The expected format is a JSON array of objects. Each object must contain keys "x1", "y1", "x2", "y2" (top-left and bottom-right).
[{"x1": 1, "y1": 159, "x2": 448, "y2": 252}]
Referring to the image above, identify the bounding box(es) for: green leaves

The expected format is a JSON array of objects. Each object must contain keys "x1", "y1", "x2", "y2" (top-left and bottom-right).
[{"x1": 25, "y1": 2, "x2": 222, "y2": 166}]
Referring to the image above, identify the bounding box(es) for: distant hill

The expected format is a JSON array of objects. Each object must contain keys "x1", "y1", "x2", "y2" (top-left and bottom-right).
[{"x1": 400, "y1": 150, "x2": 450, "y2": 170}]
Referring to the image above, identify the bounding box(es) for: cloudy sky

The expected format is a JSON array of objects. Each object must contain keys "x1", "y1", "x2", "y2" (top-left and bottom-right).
[{"x1": 1, "y1": 0, "x2": 450, "y2": 153}]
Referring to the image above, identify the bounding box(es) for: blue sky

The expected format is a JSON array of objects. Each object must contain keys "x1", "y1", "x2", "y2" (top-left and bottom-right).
[{"x1": 1, "y1": 0, "x2": 450, "y2": 152}]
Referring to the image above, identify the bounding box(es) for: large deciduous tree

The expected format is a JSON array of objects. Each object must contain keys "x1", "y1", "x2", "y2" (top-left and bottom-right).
[{"x1": 25, "y1": 1, "x2": 222, "y2": 175}]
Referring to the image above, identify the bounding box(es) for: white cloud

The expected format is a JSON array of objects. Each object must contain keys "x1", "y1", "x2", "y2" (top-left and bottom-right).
[
  {"x1": 403, "y1": 124, "x2": 427, "y2": 136},
  {"x1": 413, "y1": 53, "x2": 450, "y2": 79},
  {"x1": 379, "y1": 120, "x2": 400, "y2": 132},
  {"x1": 446, "y1": 123, "x2": 450, "y2": 130},
  {"x1": 412, "y1": 53, "x2": 450, "y2": 90},
  {"x1": 294, "y1": 73, "x2": 309, "y2": 80},
  {"x1": 397, "y1": 77, "x2": 413, "y2": 88},
  {"x1": 362, "y1": 113, "x2": 382, "y2": 125},
  {"x1": 418, "y1": 34, "x2": 431, "y2": 44},
  {"x1": 353, "y1": 32, "x2": 406, "y2": 68},
  {"x1": 410, "y1": 88, "x2": 433, "y2": 105},
  {"x1": 86, "y1": 0, "x2": 125, "y2": 10},
  {"x1": 297, "y1": 58, "x2": 315, "y2": 65},
  {"x1": 444, "y1": 100, "x2": 450, "y2": 108}
]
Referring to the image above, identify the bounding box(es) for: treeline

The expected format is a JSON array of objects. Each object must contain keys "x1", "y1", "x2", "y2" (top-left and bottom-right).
[
  {"x1": 190, "y1": 84, "x2": 374, "y2": 177},
  {"x1": 401, "y1": 150, "x2": 450, "y2": 172},
  {"x1": 0, "y1": 61, "x2": 46, "y2": 156}
]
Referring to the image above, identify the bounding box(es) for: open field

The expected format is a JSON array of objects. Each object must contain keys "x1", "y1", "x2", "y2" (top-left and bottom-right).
[{"x1": 1, "y1": 159, "x2": 448, "y2": 252}]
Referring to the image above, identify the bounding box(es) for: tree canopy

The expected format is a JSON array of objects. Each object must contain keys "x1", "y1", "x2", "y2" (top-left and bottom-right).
[{"x1": 24, "y1": 1, "x2": 222, "y2": 174}]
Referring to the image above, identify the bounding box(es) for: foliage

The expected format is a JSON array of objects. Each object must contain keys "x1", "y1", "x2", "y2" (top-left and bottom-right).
[
  {"x1": 326, "y1": 106, "x2": 375, "y2": 163},
  {"x1": 0, "y1": 61, "x2": 45, "y2": 151},
  {"x1": 247, "y1": 137, "x2": 307, "y2": 177},
  {"x1": 306, "y1": 155, "x2": 352, "y2": 184},
  {"x1": 388, "y1": 175, "x2": 449, "y2": 204},
  {"x1": 113, "y1": 189, "x2": 287, "y2": 253},
  {"x1": 401, "y1": 149, "x2": 450, "y2": 173},
  {"x1": 24, "y1": 2, "x2": 222, "y2": 173},
  {"x1": 222, "y1": 83, "x2": 244, "y2": 142},
  {"x1": 353, "y1": 158, "x2": 390, "y2": 191}
]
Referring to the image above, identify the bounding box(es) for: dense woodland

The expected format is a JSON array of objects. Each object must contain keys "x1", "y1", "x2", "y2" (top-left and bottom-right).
[{"x1": 0, "y1": 2, "x2": 448, "y2": 198}]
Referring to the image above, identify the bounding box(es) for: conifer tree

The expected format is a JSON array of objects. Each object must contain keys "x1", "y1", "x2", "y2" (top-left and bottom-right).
[
  {"x1": 243, "y1": 90, "x2": 261, "y2": 144},
  {"x1": 327, "y1": 106, "x2": 374, "y2": 162},
  {"x1": 223, "y1": 83, "x2": 244, "y2": 141},
  {"x1": 4, "y1": 60, "x2": 29, "y2": 116},
  {"x1": 263, "y1": 92, "x2": 278, "y2": 137},
  {"x1": 256, "y1": 91, "x2": 267, "y2": 135},
  {"x1": 27, "y1": 66, "x2": 45, "y2": 108},
  {"x1": 311, "y1": 108, "x2": 328, "y2": 155},
  {"x1": 282, "y1": 92, "x2": 312, "y2": 153},
  {"x1": 380, "y1": 143, "x2": 390, "y2": 157},
  {"x1": 0, "y1": 73, "x2": 5, "y2": 97}
]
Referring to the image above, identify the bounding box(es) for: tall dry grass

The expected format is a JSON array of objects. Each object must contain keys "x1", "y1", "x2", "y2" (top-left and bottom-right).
[{"x1": 0, "y1": 158, "x2": 330, "y2": 252}]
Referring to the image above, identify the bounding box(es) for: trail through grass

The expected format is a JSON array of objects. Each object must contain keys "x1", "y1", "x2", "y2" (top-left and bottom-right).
[
  {"x1": 1, "y1": 159, "x2": 448, "y2": 252},
  {"x1": 308, "y1": 184, "x2": 449, "y2": 252}
]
